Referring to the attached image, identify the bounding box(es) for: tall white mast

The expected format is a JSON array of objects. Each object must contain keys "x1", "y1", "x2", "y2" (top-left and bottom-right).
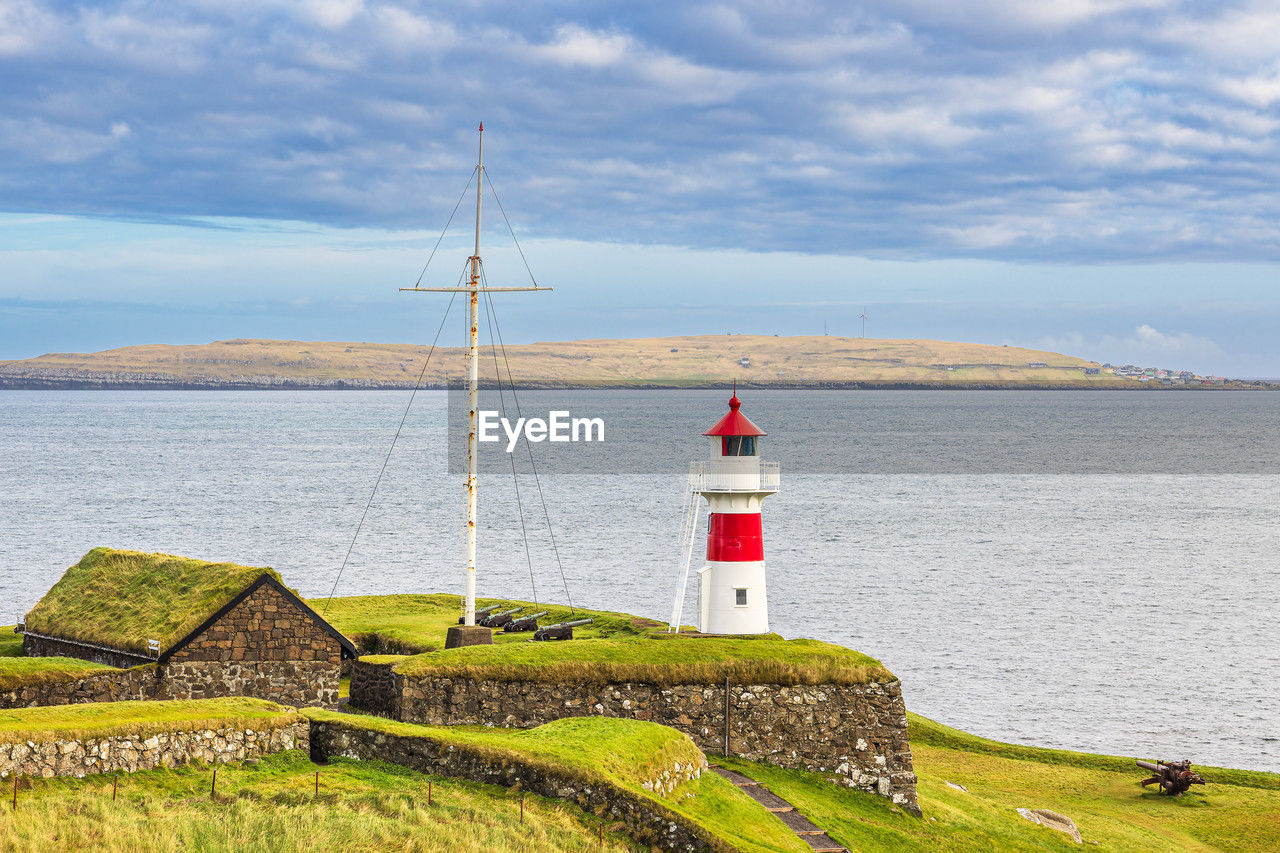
[
  {"x1": 401, "y1": 123, "x2": 550, "y2": 641},
  {"x1": 462, "y1": 123, "x2": 483, "y2": 627}
]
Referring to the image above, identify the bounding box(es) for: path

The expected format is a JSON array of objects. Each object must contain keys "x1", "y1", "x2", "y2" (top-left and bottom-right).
[{"x1": 711, "y1": 766, "x2": 849, "y2": 853}]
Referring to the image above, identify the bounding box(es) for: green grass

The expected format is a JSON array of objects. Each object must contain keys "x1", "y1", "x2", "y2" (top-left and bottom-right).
[
  {"x1": 907, "y1": 713, "x2": 1280, "y2": 791},
  {"x1": 716, "y1": 714, "x2": 1280, "y2": 853},
  {"x1": 0, "y1": 657, "x2": 119, "y2": 693},
  {"x1": 0, "y1": 697, "x2": 299, "y2": 744},
  {"x1": 0, "y1": 624, "x2": 123, "y2": 693},
  {"x1": 0, "y1": 628, "x2": 23, "y2": 657},
  {"x1": 0, "y1": 749, "x2": 644, "y2": 853},
  {"x1": 316, "y1": 593, "x2": 659, "y2": 655},
  {"x1": 23, "y1": 548, "x2": 283, "y2": 655},
  {"x1": 376, "y1": 632, "x2": 892, "y2": 686},
  {"x1": 307, "y1": 711, "x2": 808, "y2": 853}
]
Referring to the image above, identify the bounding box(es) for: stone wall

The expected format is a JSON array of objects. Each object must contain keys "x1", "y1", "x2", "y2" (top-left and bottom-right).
[
  {"x1": 163, "y1": 660, "x2": 338, "y2": 707},
  {"x1": 162, "y1": 582, "x2": 342, "y2": 707},
  {"x1": 350, "y1": 665, "x2": 919, "y2": 814},
  {"x1": 0, "y1": 719, "x2": 308, "y2": 780},
  {"x1": 0, "y1": 667, "x2": 157, "y2": 710},
  {"x1": 166, "y1": 583, "x2": 342, "y2": 667},
  {"x1": 310, "y1": 717, "x2": 722, "y2": 853}
]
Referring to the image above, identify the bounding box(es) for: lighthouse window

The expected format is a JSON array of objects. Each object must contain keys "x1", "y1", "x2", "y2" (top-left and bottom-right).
[
  {"x1": 722, "y1": 436, "x2": 757, "y2": 456},
  {"x1": 735, "y1": 588, "x2": 748, "y2": 606}
]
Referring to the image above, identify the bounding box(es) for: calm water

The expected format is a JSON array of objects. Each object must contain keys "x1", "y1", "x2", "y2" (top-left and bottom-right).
[{"x1": 1, "y1": 390, "x2": 1277, "y2": 771}]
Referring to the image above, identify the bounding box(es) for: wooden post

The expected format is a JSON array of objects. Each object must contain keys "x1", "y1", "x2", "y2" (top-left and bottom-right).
[
  {"x1": 428, "y1": 779, "x2": 432, "y2": 806},
  {"x1": 11, "y1": 775, "x2": 16, "y2": 810},
  {"x1": 113, "y1": 774, "x2": 118, "y2": 801},
  {"x1": 210, "y1": 767, "x2": 217, "y2": 798},
  {"x1": 314, "y1": 770, "x2": 319, "y2": 795},
  {"x1": 723, "y1": 676, "x2": 731, "y2": 758},
  {"x1": 598, "y1": 819, "x2": 603, "y2": 847},
  {"x1": 520, "y1": 793, "x2": 524, "y2": 823}
]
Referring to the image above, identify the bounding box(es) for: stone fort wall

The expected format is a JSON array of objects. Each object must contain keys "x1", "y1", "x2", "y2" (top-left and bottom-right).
[
  {"x1": 310, "y1": 716, "x2": 718, "y2": 853},
  {"x1": 349, "y1": 661, "x2": 919, "y2": 814},
  {"x1": 0, "y1": 719, "x2": 308, "y2": 780}
]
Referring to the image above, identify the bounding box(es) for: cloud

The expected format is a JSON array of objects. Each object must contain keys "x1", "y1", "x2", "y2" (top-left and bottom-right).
[
  {"x1": 1040, "y1": 324, "x2": 1223, "y2": 368},
  {"x1": 533, "y1": 24, "x2": 630, "y2": 68},
  {"x1": 2, "y1": 1, "x2": 1280, "y2": 262}
]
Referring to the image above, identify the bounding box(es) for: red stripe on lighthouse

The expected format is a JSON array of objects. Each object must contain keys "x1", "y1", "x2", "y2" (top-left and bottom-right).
[{"x1": 706, "y1": 513, "x2": 764, "y2": 562}]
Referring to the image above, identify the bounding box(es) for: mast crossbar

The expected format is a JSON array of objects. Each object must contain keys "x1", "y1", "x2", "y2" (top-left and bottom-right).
[{"x1": 400, "y1": 286, "x2": 551, "y2": 292}]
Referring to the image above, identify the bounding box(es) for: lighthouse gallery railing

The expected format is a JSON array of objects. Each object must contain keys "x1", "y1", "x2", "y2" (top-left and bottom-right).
[{"x1": 689, "y1": 460, "x2": 780, "y2": 492}]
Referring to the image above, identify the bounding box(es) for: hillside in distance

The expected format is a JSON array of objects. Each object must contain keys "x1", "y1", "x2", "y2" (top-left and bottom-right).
[{"x1": 0, "y1": 334, "x2": 1135, "y2": 389}]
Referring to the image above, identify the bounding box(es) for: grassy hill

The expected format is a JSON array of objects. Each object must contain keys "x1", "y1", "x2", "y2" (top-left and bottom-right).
[
  {"x1": 720, "y1": 714, "x2": 1280, "y2": 851},
  {"x1": 4, "y1": 702, "x2": 1276, "y2": 852},
  {"x1": 0, "y1": 334, "x2": 1136, "y2": 389}
]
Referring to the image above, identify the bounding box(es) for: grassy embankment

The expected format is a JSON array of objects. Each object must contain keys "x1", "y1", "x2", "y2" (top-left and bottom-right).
[
  {"x1": 1, "y1": 625, "x2": 120, "y2": 692},
  {"x1": 306, "y1": 711, "x2": 808, "y2": 853},
  {"x1": 718, "y1": 714, "x2": 1280, "y2": 852},
  {"x1": 0, "y1": 697, "x2": 298, "y2": 744},
  {"x1": 0, "y1": 701, "x2": 805, "y2": 853},
  {"x1": 317, "y1": 592, "x2": 660, "y2": 654},
  {"x1": 323, "y1": 593, "x2": 892, "y2": 686},
  {"x1": 0, "y1": 334, "x2": 1140, "y2": 388},
  {"x1": 0, "y1": 749, "x2": 642, "y2": 853}
]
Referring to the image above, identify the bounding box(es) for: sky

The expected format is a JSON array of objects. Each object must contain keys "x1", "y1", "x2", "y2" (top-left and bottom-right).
[{"x1": 2, "y1": 1, "x2": 1280, "y2": 375}]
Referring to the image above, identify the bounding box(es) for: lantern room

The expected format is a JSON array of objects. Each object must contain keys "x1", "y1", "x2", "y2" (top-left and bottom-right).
[{"x1": 703, "y1": 392, "x2": 766, "y2": 458}]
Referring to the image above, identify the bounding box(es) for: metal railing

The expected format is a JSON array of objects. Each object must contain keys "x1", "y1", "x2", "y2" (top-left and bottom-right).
[{"x1": 689, "y1": 459, "x2": 780, "y2": 492}]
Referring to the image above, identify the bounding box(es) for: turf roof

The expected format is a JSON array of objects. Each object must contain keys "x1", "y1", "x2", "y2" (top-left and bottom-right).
[{"x1": 24, "y1": 548, "x2": 282, "y2": 655}]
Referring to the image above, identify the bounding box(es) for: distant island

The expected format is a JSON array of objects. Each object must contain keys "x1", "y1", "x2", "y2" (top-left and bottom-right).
[{"x1": 0, "y1": 335, "x2": 1253, "y2": 390}]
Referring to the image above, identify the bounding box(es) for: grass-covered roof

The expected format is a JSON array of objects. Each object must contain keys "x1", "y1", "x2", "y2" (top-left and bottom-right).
[{"x1": 24, "y1": 548, "x2": 282, "y2": 655}]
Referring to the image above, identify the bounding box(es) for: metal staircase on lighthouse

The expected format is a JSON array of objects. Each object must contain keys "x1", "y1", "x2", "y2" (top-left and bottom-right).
[{"x1": 669, "y1": 389, "x2": 780, "y2": 635}]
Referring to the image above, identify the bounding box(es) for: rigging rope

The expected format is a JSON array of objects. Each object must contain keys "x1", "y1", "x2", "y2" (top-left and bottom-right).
[
  {"x1": 483, "y1": 169, "x2": 540, "y2": 289},
  {"x1": 414, "y1": 168, "x2": 477, "y2": 289},
  {"x1": 480, "y1": 278, "x2": 539, "y2": 608},
  {"x1": 480, "y1": 267, "x2": 575, "y2": 614},
  {"x1": 321, "y1": 285, "x2": 460, "y2": 617}
]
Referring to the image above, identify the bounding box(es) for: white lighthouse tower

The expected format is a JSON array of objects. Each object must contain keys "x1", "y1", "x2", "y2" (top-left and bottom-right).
[{"x1": 691, "y1": 390, "x2": 779, "y2": 635}]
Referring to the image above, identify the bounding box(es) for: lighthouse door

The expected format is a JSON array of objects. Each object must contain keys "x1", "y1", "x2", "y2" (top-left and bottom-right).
[{"x1": 697, "y1": 566, "x2": 711, "y2": 633}]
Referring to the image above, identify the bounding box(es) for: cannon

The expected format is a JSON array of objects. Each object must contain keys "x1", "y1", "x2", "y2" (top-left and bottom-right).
[
  {"x1": 1136, "y1": 760, "x2": 1205, "y2": 796},
  {"x1": 459, "y1": 604, "x2": 500, "y2": 625},
  {"x1": 504, "y1": 611, "x2": 549, "y2": 633},
  {"x1": 479, "y1": 608, "x2": 523, "y2": 629},
  {"x1": 533, "y1": 618, "x2": 594, "y2": 641}
]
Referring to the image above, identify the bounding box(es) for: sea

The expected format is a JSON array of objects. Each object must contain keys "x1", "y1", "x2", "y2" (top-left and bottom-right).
[{"x1": 2, "y1": 389, "x2": 1277, "y2": 772}]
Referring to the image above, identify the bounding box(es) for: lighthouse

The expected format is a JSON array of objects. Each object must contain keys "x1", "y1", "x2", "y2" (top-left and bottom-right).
[{"x1": 692, "y1": 390, "x2": 779, "y2": 635}]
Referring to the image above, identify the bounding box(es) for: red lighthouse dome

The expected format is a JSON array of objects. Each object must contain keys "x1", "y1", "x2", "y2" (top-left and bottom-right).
[{"x1": 702, "y1": 392, "x2": 767, "y2": 438}]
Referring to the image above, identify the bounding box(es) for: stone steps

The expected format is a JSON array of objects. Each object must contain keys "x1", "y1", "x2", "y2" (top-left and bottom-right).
[{"x1": 712, "y1": 766, "x2": 850, "y2": 853}]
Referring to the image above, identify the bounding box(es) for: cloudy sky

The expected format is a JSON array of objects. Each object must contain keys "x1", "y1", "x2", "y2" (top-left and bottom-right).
[{"x1": 2, "y1": 0, "x2": 1279, "y2": 374}]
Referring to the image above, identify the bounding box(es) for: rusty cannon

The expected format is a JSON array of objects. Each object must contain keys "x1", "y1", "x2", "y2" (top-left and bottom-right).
[
  {"x1": 1136, "y1": 760, "x2": 1206, "y2": 796},
  {"x1": 479, "y1": 608, "x2": 524, "y2": 629},
  {"x1": 504, "y1": 611, "x2": 549, "y2": 633},
  {"x1": 459, "y1": 605, "x2": 500, "y2": 625},
  {"x1": 533, "y1": 618, "x2": 594, "y2": 641}
]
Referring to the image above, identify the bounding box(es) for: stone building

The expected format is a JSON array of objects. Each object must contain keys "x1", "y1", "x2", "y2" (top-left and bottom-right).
[{"x1": 20, "y1": 548, "x2": 355, "y2": 707}]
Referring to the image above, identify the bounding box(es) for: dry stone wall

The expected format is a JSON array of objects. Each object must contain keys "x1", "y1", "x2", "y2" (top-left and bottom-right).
[
  {"x1": 310, "y1": 717, "x2": 721, "y2": 853},
  {"x1": 349, "y1": 663, "x2": 919, "y2": 814},
  {"x1": 0, "y1": 719, "x2": 308, "y2": 780},
  {"x1": 0, "y1": 668, "x2": 157, "y2": 710}
]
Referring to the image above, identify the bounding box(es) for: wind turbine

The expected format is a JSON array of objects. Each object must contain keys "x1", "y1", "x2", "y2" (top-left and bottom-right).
[{"x1": 860, "y1": 307, "x2": 868, "y2": 338}]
